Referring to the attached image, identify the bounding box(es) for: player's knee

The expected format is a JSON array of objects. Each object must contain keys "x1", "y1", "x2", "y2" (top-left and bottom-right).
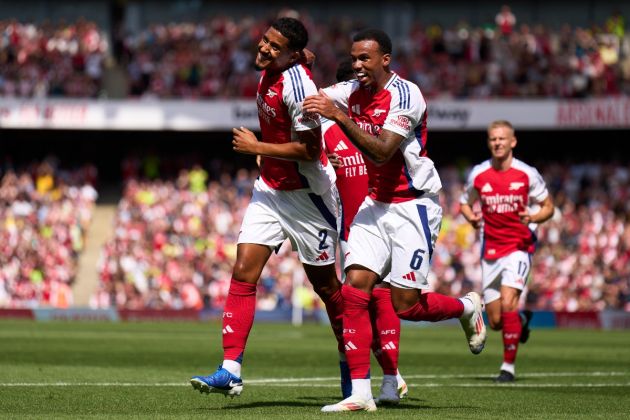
[
  {"x1": 488, "y1": 312, "x2": 503, "y2": 330},
  {"x1": 489, "y1": 320, "x2": 503, "y2": 331},
  {"x1": 311, "y1": 282, "x2": 339, "y2": 300},
  {"x1": 391, "y1": 287, "x2": 422, "y2": 315},
  {"x1": 392, "y1": 296, "x2": 417, "y2": 315},
  {"x1": 231, "y1": 262, "x2": 258, "y2": 283}
]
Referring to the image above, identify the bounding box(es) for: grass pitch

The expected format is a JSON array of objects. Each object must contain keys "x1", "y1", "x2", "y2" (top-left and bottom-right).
[{"x1": 0, "y1": 319, "x2": 629, "y2": 419}]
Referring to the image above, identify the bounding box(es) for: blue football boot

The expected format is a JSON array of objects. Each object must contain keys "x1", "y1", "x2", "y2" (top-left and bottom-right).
[{"x1": 190, "y1": 366, "x2": 243, "y2": 397}]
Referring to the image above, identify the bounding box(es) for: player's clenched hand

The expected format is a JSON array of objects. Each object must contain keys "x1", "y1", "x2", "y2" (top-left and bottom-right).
[
  {"x1": 299, "y1": 48, "x2": 316, "y2": 68},
  {"x1": 304, "y1": 89, "x2": 343, "y2": 120},
  {"x1": 232, "y1": 127, "x2": 259, "y2": 155},
  {"x1": 468, "y1": 212, "x2": 483, "y2": 229},
  {"x1": 327, "y1": 152, "x2": 343, "y2": 169},
  {"x1": 518, "y1": 210, "x2": 532, "y2": 225}
]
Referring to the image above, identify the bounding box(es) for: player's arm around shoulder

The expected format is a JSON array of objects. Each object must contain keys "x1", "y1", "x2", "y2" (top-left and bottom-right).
[
  {"x1": 376, "y1": 80, "x2": 425, "y2": 164},
  {"x1": 368, "y1": 129, "x2": 405, "y2": 165},
  {"x1": 232, "y1": 125, "x2": 322, "y2": 162}
]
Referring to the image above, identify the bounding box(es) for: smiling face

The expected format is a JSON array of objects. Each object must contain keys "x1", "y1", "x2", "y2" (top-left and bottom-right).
[
  {"x1": 350, "y1": 39, "x2": 391, "y2": 90},
  {"x1": 254, "y1": 27, "x2": 299, "y2": 74},
  {"x1": 487, "y1": 125, "x2": 517, "y2": 164}
]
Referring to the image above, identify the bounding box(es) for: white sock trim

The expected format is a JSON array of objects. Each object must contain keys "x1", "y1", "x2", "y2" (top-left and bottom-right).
[
  {"x1": 222, "y1": 360, "x2": 242, "y2": 377},
  {"x1": 351, "y1": 379, "x2": 372, "y2": 399},
  {"x1": 500, "y1": 362, "x2": 515, "y2": 375},
  {"x1": 459, "y1": 296, "x2": 475, "y2": 317}
]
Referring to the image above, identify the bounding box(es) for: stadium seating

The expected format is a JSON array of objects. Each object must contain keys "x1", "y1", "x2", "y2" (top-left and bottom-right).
[{"x1": 2, "y1": 13, "x2": 629, "y2": 98}]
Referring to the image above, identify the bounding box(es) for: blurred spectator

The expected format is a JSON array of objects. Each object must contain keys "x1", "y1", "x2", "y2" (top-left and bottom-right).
[{"x1": 495, "y1": 5, "x2": 517, "y2": 37}]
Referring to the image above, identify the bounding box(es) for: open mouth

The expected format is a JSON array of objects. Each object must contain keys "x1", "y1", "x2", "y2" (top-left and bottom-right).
[
  {"x1": 355, "y1": 72, "x2": 368, "y2": 83},
  {"x1": 256, "y1": 52, "x2": 271, "y2": 65}
]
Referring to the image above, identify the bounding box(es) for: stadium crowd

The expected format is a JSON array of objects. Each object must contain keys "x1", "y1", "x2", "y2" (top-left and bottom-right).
[
  {"x1": 89, "y1": 160, "x2": 629, "y2": 312},
  {"x1": 0, "y1": 18, "x2": 108, "y2": 97},
  {"x1": 90, "y1": 163, "x2": 309, "y2": 312},
  {"x1": 0, "y1": 158, "x2": 98, "y2": 308},
  {"x1": 1, "y1": 9, "x2": 629, "y2": 98}
]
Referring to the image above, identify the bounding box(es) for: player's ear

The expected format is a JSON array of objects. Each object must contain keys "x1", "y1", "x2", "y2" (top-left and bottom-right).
[
  {"x1": 382, "y1": 53, "x2": 391, "y2": 68},
  {"x1": 289, "y1": 50, "x2": 301, "y2": 64}
]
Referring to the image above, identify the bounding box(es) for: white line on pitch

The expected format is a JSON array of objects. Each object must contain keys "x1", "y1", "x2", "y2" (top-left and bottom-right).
[
  {"x1": 1, "y1": 382, "x2": 630, "y2": 388},
  {"x1": 1, "y1": 371, "x2": 629, "y2": 387}
]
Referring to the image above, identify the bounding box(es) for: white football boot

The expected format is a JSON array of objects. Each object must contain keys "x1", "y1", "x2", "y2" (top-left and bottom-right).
[
  {"x1": 321, "y1": 394, "x2": 377, "y2": 412},
  {"x1": 459, "y1": 292, "x2": 487, "y2": 355}
]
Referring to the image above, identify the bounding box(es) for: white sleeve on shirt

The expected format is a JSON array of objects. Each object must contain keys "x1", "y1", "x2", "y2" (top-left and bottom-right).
[
  {"x1": 528, "y1": 166, "x2": 549, "y2": 203},
  {"x1": 382, "y1": 81, "x2": 426, "y2": 138},
  {"x1": 322, "y1": 80, "x2": 357, "y2": 114},
  {"x1": 283, "y1": 65, "x2": 321, "y2": 132}
]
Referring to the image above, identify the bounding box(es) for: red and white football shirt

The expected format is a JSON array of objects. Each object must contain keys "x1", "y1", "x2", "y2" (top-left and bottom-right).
[
  {"x1": 257, "y1": 63, "x2": 335, "y2": 194},
  {"x1": 323, "y1": 74, "x2": 441, "y2": 203},
  {"x1": 460, "y1": 158, "x2": 549, "y2": 260},
  {"x1": 322, "y1": 119, "x2": 368, "y2": 241}
]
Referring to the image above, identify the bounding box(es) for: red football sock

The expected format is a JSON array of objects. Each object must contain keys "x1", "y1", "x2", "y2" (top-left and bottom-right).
[
  {"x1": 323, "y1": 288, "x2": 345, "y2": 354},
  {"x1": 502, "y1": 311, "x2": 522, "y2": 364},
  {"x1": 222, "y1": 280, "x2": 257, "y2": 362},
  {"x1": 370, "y1": 288, "x2": 399, "y2": 375},
  {"x1": 396, "y1": 292, "x2": 464, "y2": 322},
  {"x1": 342, "y1": 285, "x2": 372, "y2": 379}
]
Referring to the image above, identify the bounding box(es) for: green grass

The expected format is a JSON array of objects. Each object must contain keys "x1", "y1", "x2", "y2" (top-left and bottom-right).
[{"x1": 0, "y1": 320, "x2": 629, "y2": 419}]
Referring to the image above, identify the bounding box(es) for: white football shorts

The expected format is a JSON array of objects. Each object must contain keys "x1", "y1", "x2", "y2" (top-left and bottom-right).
[
  {"x1": 238, "y1": 177, "x2": 339, "y2": 266},
  {"x1": 339, "y1": 238, "x2": 391, "y2": 284},
  {"x1": 481, "y1": 250, "x2": 532, "y2": 303},
  {"x1": 345, "y1": 194, "x2": 442, "y2": 289}
]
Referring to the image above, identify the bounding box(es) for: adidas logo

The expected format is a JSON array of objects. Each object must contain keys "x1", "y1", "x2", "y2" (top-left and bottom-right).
[
  {"x1": 315, "y1": 251, "x2": 329, "y2": 262},
  {"x1": 222, "y1": 325, "x2": 234, "y2": 334},
  {"x1": 481, "y1": 183, "x2": 493, "y2": 193},
  {"x1": 382, "y1": 341, "x2": 397, "y2": 350},
  {"x1": 334, "y1": 141, "x2": 349, "y2": 152},
  {"x1": 345, "y1": 341, "x2": 358, "y2": 351},
  {"x1": 402, "y1": 272, "x2": 416, "y2": 281},
  {"x1": 351, "y1": 104, "x2": 360, "y2": 115}
]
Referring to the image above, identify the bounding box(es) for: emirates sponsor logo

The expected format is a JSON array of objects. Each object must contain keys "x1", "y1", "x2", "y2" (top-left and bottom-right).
[{"x1": 481, "y1": 193, "x2": 524, "y2": 214}]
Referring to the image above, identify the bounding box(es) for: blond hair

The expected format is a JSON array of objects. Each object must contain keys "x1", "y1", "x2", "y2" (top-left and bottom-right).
[{"x1": 487, "y1": 120, "x2": 514, "y2": 134}]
